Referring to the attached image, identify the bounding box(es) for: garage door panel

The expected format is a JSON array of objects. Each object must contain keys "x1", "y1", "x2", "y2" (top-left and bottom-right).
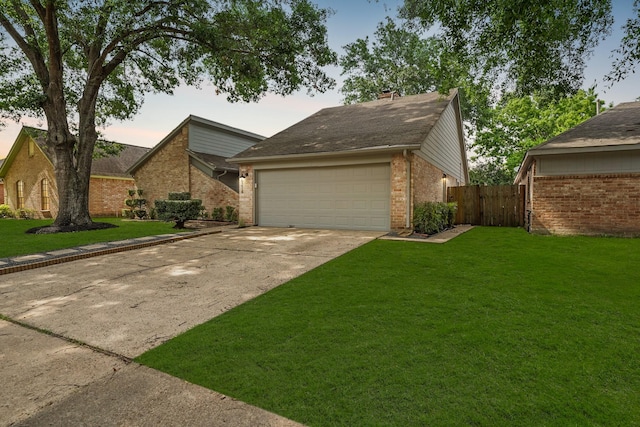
[{"x1": 257, "y1": 164, "x2": 390, "y2": 231}]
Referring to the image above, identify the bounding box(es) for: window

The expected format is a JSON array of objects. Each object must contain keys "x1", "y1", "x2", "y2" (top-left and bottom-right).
[
  {"x1": 16, "y1": 180, "x2": 24, "y2": 209},
  {"x1": 41, "y1": 179, "x2": 50, "y2": 211},
  {"x1": 28, "y1": 139, "x2": 35, "y2": 157}
]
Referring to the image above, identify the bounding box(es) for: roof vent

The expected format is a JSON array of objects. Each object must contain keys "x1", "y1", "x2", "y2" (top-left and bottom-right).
[{"x1": 378, "y1": 90, "x2": 400, "y2": 100}]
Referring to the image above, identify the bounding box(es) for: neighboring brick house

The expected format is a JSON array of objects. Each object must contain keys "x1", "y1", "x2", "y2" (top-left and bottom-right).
[
  {"x1": 0, "y1": 127, "x2": 148, "y2": 218},
  {"x1": 229, "y1": 90, "x2": 468, "y2": 231},
  {"x1": 515, "y1": 101, "x2": 640, "y2": 236},
  {"x1": 127, "y1": 115, "x2": 264, "y2": 215}
]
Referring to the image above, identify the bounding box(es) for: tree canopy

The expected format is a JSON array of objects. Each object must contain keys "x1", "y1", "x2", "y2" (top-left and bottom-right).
[
  {"x1": 609, "y1": 0, "x2": 640, "y2": 83},
  {"x1": 0, "y1": 0, "x2": 336, "y2": 229},
  {"x1": 339, "y1": 18, "x2": 444, "y2": 104},
  {"x1": 339, "y1": 17, "x2": 492, "y2": 128},
  {"x1": 400, "y1": 0, "x2": 613, "y2": 98},
  {"x1": 471, "y1": 89, "x2": 603, "y2": 184}
]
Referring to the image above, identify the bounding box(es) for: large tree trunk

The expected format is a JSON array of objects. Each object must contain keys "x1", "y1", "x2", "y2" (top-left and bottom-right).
[{"x1": 51, "y1": 144, "x2": 93, "y2": 227}]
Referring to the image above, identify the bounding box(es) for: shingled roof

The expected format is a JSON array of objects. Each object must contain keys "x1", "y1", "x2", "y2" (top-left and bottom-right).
[
  {"x1": 230, "y1": 90, "x2": 458, "y2": 162},
  {"x1": 188, "y1": 150, "x2": 238, "y2": 172},
  {"x1": 515, "y1": 102, "x2": 640, "y2": 183},
  {"x1": 528, "y1": 102, "x2": 640, "y2": 154},
  {"x1": 0, "y1": 126, "x2": 148, "y2": 178}
]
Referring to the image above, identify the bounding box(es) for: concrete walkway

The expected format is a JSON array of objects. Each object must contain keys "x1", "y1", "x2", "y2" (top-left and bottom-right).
[{"x1": 1, "y1": 227, "x2": 383, "y2": 426}]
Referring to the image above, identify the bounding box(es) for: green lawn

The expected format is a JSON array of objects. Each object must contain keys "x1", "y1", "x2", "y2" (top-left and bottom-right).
[
  {"x1": 137, "y1": 227, "x2": 640, "y2": 426},
  {"x1": 0, "y1": 218, "x2": 183, "y2": 258}
]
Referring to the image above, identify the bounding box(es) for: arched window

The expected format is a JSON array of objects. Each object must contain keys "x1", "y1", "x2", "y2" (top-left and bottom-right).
[
  {"x1": 41, "y1": 179, "x2": 50, "y2": 210},
  {"x1": 16, "y1": 180, "x2": 24, "y2": 209}
]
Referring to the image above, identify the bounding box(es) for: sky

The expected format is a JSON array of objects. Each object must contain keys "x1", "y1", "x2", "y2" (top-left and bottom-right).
[{"x1": 1, "y1": 0, "x2": 639, "y2": 158}]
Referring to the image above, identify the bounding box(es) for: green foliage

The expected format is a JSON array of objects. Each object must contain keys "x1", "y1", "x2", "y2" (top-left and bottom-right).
[
  {"x1": 224, "y1": 206, "x2": 238, "y2": 222},
  {"x1": 168, "y1": 192, "x2": 191, "y2": 201},
  {"x1": 17, "y1": 208, "x2": 36, "y2": 219},
  {"x1": 339, "y1": 17, "x2": 493, "y2": 127},
  {"x1": 608, "y1": 0, "x2": 640, "y2": 83},
  {"x1": 468, "y1": 161, "x2": 515, "y2": 185},
  {"x1": 400, "y1": 0, "x2": 614, "y2": 97},
  {"x1": 0, "y1": 204, "x2": 14, "y2": 218},
  {"x1": 211, "y1": 207, "x2": 224, "y2": 222},
  {"x1": 137, "y1": 228, "x2": 640, "y2": 425},
  {"x1": 413, "y1": 201, "x2": 457, "y2": 234},
  {"x1": 125, "y1": 188, "x2": 146, "y2": 219},
  {"x1": 472, "y1": 89, "x2": 604, "y2": 182},
  {"x1": 340, "y1": 18, "x2": 444, "y2": 104},
  {"x1": 155, "y1": 193, "x2": 203, "y2": 228}
]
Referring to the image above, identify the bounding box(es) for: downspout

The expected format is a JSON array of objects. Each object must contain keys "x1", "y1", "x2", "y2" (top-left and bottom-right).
[
  {"x1": 403, "y1": 149, "x2": 411, "y2": 229},
  {"x1": 216, "y1": 169, "x2": 228, "y2": 180}
]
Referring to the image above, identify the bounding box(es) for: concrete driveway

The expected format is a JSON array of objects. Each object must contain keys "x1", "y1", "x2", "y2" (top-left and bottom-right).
[{"x1": 0, "y1": 227, "x2": 382, "y2": 426}]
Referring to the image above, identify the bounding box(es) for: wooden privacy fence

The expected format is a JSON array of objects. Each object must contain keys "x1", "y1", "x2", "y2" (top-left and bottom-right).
[{"x1": 447, "y1": 185, "x2": 525, "y2": 227}]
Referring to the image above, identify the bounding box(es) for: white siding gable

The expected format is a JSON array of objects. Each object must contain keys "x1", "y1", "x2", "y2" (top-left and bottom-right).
[
  {"x1": 189, "y1": 122, "x2": 258, "y2": 157},
  {"x1": 419, "y1": 101, "x2": 466, "y2": 184}
]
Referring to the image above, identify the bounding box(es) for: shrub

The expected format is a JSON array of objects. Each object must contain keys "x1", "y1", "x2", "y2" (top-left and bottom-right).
[
  {"x1": 413, "y1": 202, "x2": 457, "y2": 235},
  {"x1": 0, "y1": 204, "x2": 14, "y2": 218},
  {"x1": 17, "y1": 208, "x2": 37, "y2": 219},
  {"x1": 224, "y1": 206, "x2": 238, "y2": 222},
  {"x1": 125, "y1": 189, "x2": 147, "y2": 219},
  {"x1": 211, "y1": 207, "x2": 224, "y2": 221},
  {"x1": 168, "y1": 192, "x2": 191, "y2": 201},
  {"x1": 155, "y1": 193, "x2": 203, "y2": 228},
  {"x1": 446, "y1": 202, "x2": 458, "y2": 228}
]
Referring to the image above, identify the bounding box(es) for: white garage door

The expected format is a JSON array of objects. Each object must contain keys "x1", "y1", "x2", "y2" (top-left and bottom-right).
[{"x1": 257, "y1": 164, "x2": 390, "y2": 231}]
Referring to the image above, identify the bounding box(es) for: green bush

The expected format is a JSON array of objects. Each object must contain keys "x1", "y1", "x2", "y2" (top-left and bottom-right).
[
  {"x1": 17, "y1": 208, "x2": 37, "y2": 219},
  {"x1": 211, "y1": 207, "x2": 224, "y2": 221},
  {"x1": 224, "y1": 206, "x2": 238, "y2": 222},
  {"x1": 168, "y1": 192, "x2": 191, "y2": 201},
  {"x1": 413, "y1": 202, "x2": 457, "y2": 235},
  {"x1": 155, "y1": 193, "x2": 203, "y2": 228},
  {"x1": 0, "y1": 204, "x2": 14, "y2": 218}
]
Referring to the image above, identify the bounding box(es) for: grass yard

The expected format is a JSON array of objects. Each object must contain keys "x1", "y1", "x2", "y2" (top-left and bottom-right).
[
  {"x1": 0, "y1": 218, "x2": 183, "y2": 258},
  {"x1": 137, "y1": 227, "x2": 640, "y2": 426}
]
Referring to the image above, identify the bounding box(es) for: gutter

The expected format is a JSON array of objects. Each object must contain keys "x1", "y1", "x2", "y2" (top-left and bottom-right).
[{"x1": 227, "y1": 144, "x2": 422, "y2": 164}]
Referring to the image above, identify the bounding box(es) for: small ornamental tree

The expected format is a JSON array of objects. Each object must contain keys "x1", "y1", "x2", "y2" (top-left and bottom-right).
[{"x1": 155, "y1": 192, "x2": 203, "y2": 229}]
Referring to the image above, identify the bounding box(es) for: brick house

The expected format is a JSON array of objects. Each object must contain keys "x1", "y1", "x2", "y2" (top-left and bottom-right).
[
  {"x1": 127, "y1": 115, "x2": 264, "y2": 215},
  {"x1": 229, "y1": 90, "x2": 468, "y2": 231},
  {"x1": 515, "y1": 101, "x2": 640, "y2": 236},
  {"x1": 0, "y1": 127, "x2": 148, "y2": 218}
]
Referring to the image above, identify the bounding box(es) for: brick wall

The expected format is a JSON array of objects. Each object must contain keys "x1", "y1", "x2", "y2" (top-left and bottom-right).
[
  {"x1": 3, "y1": 137, "x2": 58, "y2": 218},
  {"x1": 237, "y1": 165, "x2": 254, "y2": 225},
  {"x1": 89, "y1": 177, "x2": 135, "y2": 217},
  {"x1": 133, "y1": 126, "x2": 190, "y2": 209},
  {"x1": 190, "y1": 165, "x2": 239, "y2": 214},
  {"x1": 531, "y1": 173, "x2": 640, "y2": 236},
  {"x1": 390, "y1": 153, "x2": 408, "y2": 229},
  {"x1": 412, "y1": 154, "x2": 445, "y2": 204}
]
